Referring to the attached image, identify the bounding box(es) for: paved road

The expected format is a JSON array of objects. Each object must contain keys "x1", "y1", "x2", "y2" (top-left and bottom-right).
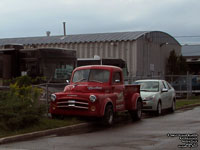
[{"x1": 0, "y1": 107, "x2": 200, "y2": 150}]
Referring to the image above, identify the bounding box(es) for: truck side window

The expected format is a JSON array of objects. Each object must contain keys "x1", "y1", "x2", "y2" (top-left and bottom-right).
[{"x1": 113, "y1": 72, "x2": 121, "y2": 84}]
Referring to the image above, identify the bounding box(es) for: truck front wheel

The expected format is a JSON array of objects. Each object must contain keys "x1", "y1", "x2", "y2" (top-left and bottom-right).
[
  {"x1": 103, "y1": 105, "x2": 114, "y2": 126},
  {"x1": 129, "y1": 100, "x2": 142, "y2": 121},
  {"x1": 51, "y1": 114, "x2": 64, "y2": 120}
]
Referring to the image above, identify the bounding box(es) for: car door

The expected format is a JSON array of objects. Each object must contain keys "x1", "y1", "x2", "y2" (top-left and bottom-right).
[
  {"x1": 112, "y1": 71, "x2": 125, "y2": 111},
  {"x1": 160, "y1": 81, "x2": 170, "y2": 109},
  {"x1": 166, "y1": 81, "x2": 174, "y2": 108},
  {"x1": 163, "y1": 81, "x2": 173, "y2": 108}
]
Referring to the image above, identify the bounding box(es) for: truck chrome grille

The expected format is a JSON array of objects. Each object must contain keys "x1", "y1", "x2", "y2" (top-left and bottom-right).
[{"x1": 57, "y1": 99, "x2": 89, "y2": 110}]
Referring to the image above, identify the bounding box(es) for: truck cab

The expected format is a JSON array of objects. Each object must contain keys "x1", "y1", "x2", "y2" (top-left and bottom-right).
[{"x1": 50, "y1": 65, "x2": 142, "y2": 125}]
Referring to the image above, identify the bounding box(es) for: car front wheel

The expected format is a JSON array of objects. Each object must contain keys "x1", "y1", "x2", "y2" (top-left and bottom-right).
[
  {"x1": 156, "y1": 102, "x2": 162, "y2": 116},
  {"x1": 170, "y1": 100, "x2": 176, "y2": 113}
]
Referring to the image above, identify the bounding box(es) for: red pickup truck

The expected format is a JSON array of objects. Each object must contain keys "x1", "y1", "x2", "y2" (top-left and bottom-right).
[{"x1": 50, "y1": 65, "x2": 142, "y2": 125}]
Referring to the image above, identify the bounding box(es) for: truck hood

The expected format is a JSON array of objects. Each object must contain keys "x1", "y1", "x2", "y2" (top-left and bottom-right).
[{"x1": 64, "y1": 83, "x2": 110, "y2": 93}]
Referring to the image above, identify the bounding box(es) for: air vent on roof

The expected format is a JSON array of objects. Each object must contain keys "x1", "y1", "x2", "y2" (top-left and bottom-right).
[
  {"x1": 46, "y1": 31, "x2": 51, "y2": 37},
  {"x1": 63, "y1": 22, "x2": 66, "y2": 36},
  {"x1": 60, "y1": 36, "x2": 65, "y2": 40}
]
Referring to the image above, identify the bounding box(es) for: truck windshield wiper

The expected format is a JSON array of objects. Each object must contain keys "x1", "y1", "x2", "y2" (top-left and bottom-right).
[
  {"x1": 140, "y1": 89, "x2": 151, "y2": 92},
  {"x1": 75, "y1": 78, "x2": 87, "y2": 83},
  {"x1": 89, "y1": 80, "x2": 103, "y2": 83}
]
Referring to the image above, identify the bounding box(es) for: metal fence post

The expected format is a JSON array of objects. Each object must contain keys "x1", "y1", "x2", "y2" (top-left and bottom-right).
[
  {"x1": 186, "y1": 72, "x2": 192, "y2": 100},
  {"x1": 46, "y1": 83, "x2": 49, "y2": 116},
  {"x1": 189, "y1": 74, "x2": 192, "y2": 98}
]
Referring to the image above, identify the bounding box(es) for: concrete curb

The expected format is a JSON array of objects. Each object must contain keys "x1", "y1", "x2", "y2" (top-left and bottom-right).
[
  {"x1": 1, "y1": 104, "x2": 200, "y2": 145},
  {"x1": 0, "y1": 123, "x2": 91, "y2": 145},
  {"x1": 176, "y1": 103, "x2": 200, "y2": 110}
]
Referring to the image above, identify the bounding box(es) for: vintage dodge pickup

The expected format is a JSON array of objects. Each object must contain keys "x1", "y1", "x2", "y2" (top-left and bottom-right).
[{"x1": 50, "y1": 65, "x2": 142, "y2": 125}]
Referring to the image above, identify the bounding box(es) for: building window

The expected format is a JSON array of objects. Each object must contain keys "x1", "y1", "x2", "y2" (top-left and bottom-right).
[{"x1": 0, "y1": 61, "x2": 3, "y2": 78}]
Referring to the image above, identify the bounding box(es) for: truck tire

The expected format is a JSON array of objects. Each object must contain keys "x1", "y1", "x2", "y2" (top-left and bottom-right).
[
  {"x1": 103, "y1": 105, "x2": 114, "y2": 126},
  {"x1": 51, "y1": 114, "x2": 64, "y2": 120},
  {"x1": 129, "y1": 100, "x2": 142, "y2": 121}
]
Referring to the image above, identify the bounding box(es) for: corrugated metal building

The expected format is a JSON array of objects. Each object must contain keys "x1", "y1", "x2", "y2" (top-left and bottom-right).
[
  {"x1": 182, "y1": 44, "x2": 200, "y2": 74},
  {"x1": 0, "y1": 31, "x2": 181, "y2": 77}
]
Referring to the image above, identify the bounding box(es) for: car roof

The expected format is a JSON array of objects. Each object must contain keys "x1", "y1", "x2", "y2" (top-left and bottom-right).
[{"x1": 135, "y1": 79, "x2": 164, "y2": 82}]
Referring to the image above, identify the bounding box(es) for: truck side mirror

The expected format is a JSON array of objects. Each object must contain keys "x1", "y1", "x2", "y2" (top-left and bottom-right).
[
  {"x1": 115, "y1": 79, "x2": 120, "y2": 83},
  {"x1": 66, "y1": 80, "x2": 70, "y2": 84}
]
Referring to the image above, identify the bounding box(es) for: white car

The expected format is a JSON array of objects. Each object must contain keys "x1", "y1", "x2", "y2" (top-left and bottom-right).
[{"x1": 134, "y1": 79, "x2": 176, "y2": 115}]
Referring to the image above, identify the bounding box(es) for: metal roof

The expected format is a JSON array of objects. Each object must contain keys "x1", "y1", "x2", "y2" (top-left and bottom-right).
[
  {"x1": 0, "y1": 31, "x2": 148, "y2": 46},
  {"x1": 182, "y1": 44, "x2": 200, "y2": 57}
]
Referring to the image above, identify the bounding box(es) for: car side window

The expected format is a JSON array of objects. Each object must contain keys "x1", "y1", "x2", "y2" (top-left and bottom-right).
[
  {"x1": 160, "y1": 82, "x2": 164, "y2": 91},
  {"x1": 112, "y1": 72, "x2": 121, "y2": 84},
  {"x1": 166, "y1": 82, "x2": 172, "y2": 89},
  {"x1": 162, "y1": 81, "x2": 169, "y2": 90}
]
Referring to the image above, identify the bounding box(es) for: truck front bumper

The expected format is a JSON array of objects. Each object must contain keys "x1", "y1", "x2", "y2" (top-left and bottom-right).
[{"x1": 50, "y1": 101, "x2": 102, "y2": 117}]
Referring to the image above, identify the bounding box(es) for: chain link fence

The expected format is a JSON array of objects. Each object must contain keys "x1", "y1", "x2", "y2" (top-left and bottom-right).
[
  {"x1": 125, "y1": 74, "x2": 200, "y2": 99},
  {"x1": 33, "y1": 83, "x2": 68, "y2": 115},
  {"x1": 1, "y1": 74, "x2": 200, "y2": 114}
]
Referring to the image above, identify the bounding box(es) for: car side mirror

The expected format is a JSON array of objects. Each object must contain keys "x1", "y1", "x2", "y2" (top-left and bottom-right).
[
  {"x1": 162, "y1": 88, "x2": 168, "y2": 92},
  {"x1": 66, "y1": 80, "x2": 70, "y2": 84}
]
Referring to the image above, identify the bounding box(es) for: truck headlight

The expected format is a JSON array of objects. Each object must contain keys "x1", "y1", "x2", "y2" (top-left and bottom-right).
[
  {"x1": 89, "y1": 95, "x2": 96, "y2": 103},
  {"x1": 51, "y1": 94, "x2": 56, "y2": 102}
]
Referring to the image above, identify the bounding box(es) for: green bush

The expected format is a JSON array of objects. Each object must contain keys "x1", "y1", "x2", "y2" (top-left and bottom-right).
[
  {"x1": 3, "y1": 76, "x2": 47, "y2": 86},
  {"x1": 0, "y1": 76, "x2": 45, "y2": 131}
]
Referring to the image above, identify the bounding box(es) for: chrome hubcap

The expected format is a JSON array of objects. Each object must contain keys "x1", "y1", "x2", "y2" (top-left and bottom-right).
[{"x1": 108, "y1": 111, "x2": 113, "y2": 124}]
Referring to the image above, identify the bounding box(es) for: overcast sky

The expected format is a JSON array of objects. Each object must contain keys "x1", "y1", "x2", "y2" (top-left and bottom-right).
[{"x1": 0, "y1": 0, "x2": 200, "y2": 44}]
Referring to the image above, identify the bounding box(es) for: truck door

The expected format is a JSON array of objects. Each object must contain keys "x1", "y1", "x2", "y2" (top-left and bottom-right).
[{"x1": 112, "y1": 71, "x2": 125, "y2": 111}]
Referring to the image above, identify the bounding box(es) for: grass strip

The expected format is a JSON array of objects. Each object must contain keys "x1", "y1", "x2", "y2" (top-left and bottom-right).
[
  {"x1": 176, "y1": 98, "x2": 200, "y2": 109},
  {"x1": 1, "y1": 97, "x2": 200, "y2": 139},
  {"x1": 0, "y1": 117, "x2": 82, "y2": 138}
]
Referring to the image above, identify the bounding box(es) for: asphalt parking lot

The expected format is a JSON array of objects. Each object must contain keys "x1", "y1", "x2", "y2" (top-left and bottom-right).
[{"x1": 0, "y1": 106, "x2": 199, "y2": 150}]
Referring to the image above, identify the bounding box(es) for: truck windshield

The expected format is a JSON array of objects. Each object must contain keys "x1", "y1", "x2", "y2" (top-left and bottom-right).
[{"x1": 72, "y1": 69, "x2": 110, "y2": 83}]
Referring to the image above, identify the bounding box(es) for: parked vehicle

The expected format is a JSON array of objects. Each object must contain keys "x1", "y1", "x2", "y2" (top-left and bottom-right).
[
  {"x1": 50, "y1": 65, "x2": 142, "y2": 125},
  {"x1": 134, "y1": 79, "x2": 176, "y2": 115},
  {"x1": 171, "y1": 75, "x2": 200, "y2": 91}
]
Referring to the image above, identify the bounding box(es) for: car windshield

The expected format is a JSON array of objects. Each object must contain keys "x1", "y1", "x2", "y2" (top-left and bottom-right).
[
  {"x1": 72, "y1": 69, "x2": 110, "y2": 83},
  {"x1": 136, "y1": 81, "x2": 159, "y2": 92}
]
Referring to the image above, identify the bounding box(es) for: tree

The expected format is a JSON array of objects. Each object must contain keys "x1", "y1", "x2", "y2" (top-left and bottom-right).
[
  {"x1": 178, "y1": 55, "x2": 188, "y2": 74},
  {"x1": 166, "y1": 50, "x2": 188, "y2": 75}
]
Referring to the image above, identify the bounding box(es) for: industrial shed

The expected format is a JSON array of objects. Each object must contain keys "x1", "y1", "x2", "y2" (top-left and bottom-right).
[
  {"x1": 182, "y1": 44, "x2": 200, "y2": 74},
  {"x1": 0, "y1": 31, "x2": 181, "y2": 77}
]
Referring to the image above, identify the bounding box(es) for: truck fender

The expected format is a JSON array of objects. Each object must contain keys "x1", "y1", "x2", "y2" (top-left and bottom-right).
[
  {"x1": 131, "y1": 93, "x2": 142, "y2": 110},
  {"x1": 100, "y1": 98, "x2": 114, "y2": 116}
]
